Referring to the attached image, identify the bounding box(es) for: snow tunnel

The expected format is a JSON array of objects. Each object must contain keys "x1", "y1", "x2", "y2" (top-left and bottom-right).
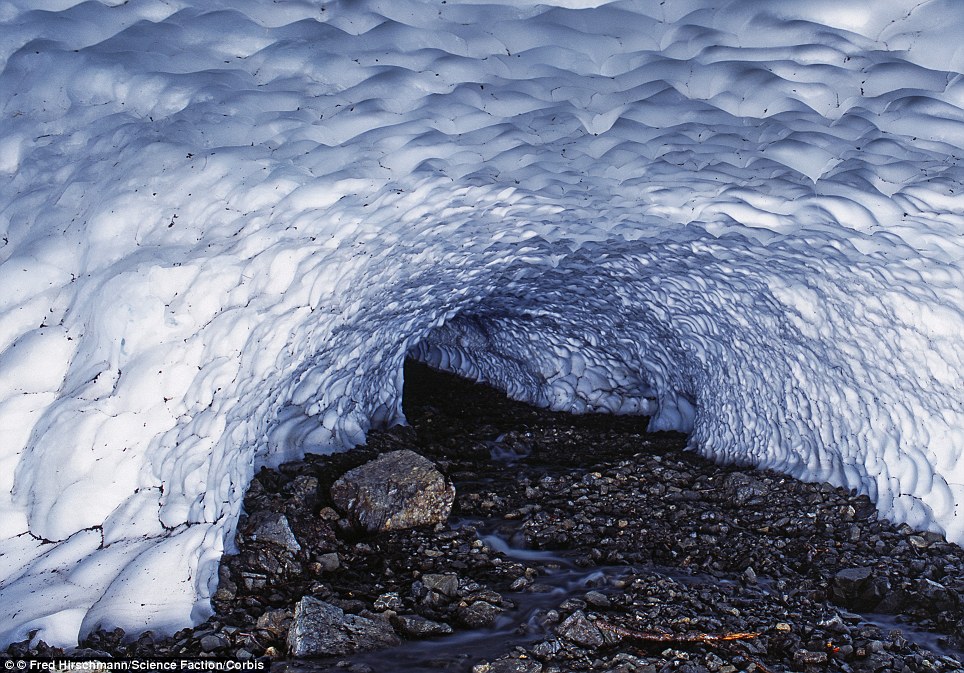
[{"x1": 0, "y1": 0, "x2": 962, "y2": 649}]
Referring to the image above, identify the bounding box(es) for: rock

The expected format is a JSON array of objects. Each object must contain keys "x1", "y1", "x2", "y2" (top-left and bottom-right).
[
  {"x1": 285, "y1": 475, "x2": 320, "y2": 503},
  {"x1": 531, "y1": 639, "x2": 564, "y2": 658},
  {"x1": 559, "y1": 598, "x2": 586, "y2": 613},
  {"x1": 422, "y1": 573, "x2": 460, "y2": 597},
  {"x1": 467, "y1": 588, "x2": 504, "y2": 606},
  {"x1": 71, "y1": 362, "x2": 964, "y2": 671},
  {"x1": 316, "y1": 552, "x2": 340, "y2": 572},
  {"x1": 256, "y1": 609, "x2": 292, "y2": 636},
  {"x1": 248, "y1": 548, "x2": 283, "y2": 575},
  {"x1": 245, "y1": 512, "x2": 301, "y2": 553},
  {"x1": 836, "y1": 566, "x2": 873, "y2": 584},
  {"x1": 725, "y1": 473, "x2": 765, "y2": 505},
  {"x1": 874, "y1": 587, "x2": 908, "y2": 613},
  {"x1": 473, "y1": 659, "x2": 543, "y2": 673},
  {"x1": 704, "y1": 653, "x2": 725, "y2": 671},
  {"x1": 199, "y1": 634, "x2": 229, "y2": 652},
  {"x1": 555, "y1": 610, "x2": 604, "y2": 648},
  {"x1": 330, "y1": 450, "x2": 456, "y2": 532},
  {"x1": 318, "y1": 506, "x2": 340, "y2": 521},
  {"x1": 458, "y1": 600, "x2": 503, "y2": 628},
  {"x1": 390, "y1": 614, "x2": 454, "y2": 638},
  {"x1": 296, "y1": 518, "x2": 339, "y2": 553},
  {"x1": 584, "y1": 590, "x2": 610, "y2": 608},
  {"x1": 863, "y1": 654, "x2": 895, "y2": 671},
  {"x1": 240, "y1": 572, "x2": 268, "y2": 591},
  {"x1": 213, "y1": 578, "x2": 237, "y2": 602},
  {"x1": 413, "y1": 573, "x2": 460, "y2": 606},
  {"x1": 793, "y1": 650, "x2": 828, "y2": 665},
  {"x1": 374, "y1": 592, "x2": 403, "y2": 611},
  {"x1": 287, "y1": 596, "x2": 400, "y2": 657},
  {"x1": 831, "y1": 566, "x2": 889, "y2": 610},
  {"x1": 330, "y1": 598, "x2": 367, "y2": 614},
  {"x1": 510, "y1": 577, "x2": 530, "y2": 591},
  {"x1": 941, "y1": 624, "x2": 964, "y2": 651},
  {"x1": 916, "y1": 578, "x2": 959, "y2": 611},
  {"x1": 70, "y1": 648, "x2": 113, "y2": 659},
  {"x1": 831, "y1": 566, "x2": 871, "y2": 606},
  {"x1": 908, "y1": 535, "x2": 929, "y2": 549}
]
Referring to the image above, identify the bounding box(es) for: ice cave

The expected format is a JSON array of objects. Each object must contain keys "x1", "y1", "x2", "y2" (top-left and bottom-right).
[{"x1": 0, "y1": 0, "x2": 962, "y2": 650}]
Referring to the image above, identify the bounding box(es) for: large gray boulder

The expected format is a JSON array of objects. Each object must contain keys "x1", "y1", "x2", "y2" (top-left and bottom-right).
[
  {"x1": 287, "y1": 596, "x2": 400, "y2": 657},
  {"x1": 330, "y1": 450, "x2": 455, "y2": 532}
]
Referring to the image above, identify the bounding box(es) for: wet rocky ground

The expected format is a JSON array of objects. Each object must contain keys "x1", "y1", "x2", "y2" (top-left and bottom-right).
[{"x1": 7, "y1": 361, "x2": 964, "y2": 673}]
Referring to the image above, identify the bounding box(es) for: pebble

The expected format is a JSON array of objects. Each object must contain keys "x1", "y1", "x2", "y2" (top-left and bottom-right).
[
  {"x1": 555, "y1": 611, "x2": 604, "y2": 648},
  {"x1": 316, "y1": 552, "x2": 340, "y2": 572},
  {"x1": 244, "y1": 511, "x2": 302, "y2": 553},
  {"x1": 199, "y1": 634, "x2": 228, "y2": 652},
  {"x1": 390, "y1": 614, "x2": 454, "y2": 638},
  {"x1": 458, "y1": 600, "x2": 503, "y2": 628},
  {"x1": 583, "y1": 591, "x2": 610, "y2": 608}
]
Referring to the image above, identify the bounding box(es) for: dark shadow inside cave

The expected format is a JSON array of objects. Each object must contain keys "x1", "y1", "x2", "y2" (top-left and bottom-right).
[{"x1": 400, "y1": 357, "x2": 675, "y2": 468}]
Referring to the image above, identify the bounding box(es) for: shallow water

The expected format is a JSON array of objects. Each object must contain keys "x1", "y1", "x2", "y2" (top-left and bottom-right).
[
  {"x1": 857, "y1": 612, "x2": 964, "y2": 665},
  {"x1": 486, "y1": 433, "x2": 534, "y2": 463}
]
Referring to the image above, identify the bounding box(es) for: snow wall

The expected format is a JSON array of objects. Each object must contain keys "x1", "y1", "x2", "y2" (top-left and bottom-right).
[{"x1": 1, "y1": 0, "x2": 963, "y2": 648}]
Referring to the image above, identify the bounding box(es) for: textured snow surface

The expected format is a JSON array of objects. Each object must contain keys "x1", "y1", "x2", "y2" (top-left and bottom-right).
[{"x1": 1, "y1": 0, "x2": 963, "y2": 648}]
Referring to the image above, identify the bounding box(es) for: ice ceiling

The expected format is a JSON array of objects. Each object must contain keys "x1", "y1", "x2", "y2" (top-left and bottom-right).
[{"x1": 1, "y1": 0, "x2": 963, "y2": 648}]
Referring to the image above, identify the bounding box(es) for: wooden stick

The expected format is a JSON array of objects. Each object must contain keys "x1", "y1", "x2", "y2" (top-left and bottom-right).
[{"x1": 596, "y1": 619, "x2": 761, "y2": 644}]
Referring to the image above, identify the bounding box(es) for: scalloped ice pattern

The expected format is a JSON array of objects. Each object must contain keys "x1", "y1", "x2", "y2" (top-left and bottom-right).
[{"x1": 0, "y1": 0, "x2": 962, "y2": 648}]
